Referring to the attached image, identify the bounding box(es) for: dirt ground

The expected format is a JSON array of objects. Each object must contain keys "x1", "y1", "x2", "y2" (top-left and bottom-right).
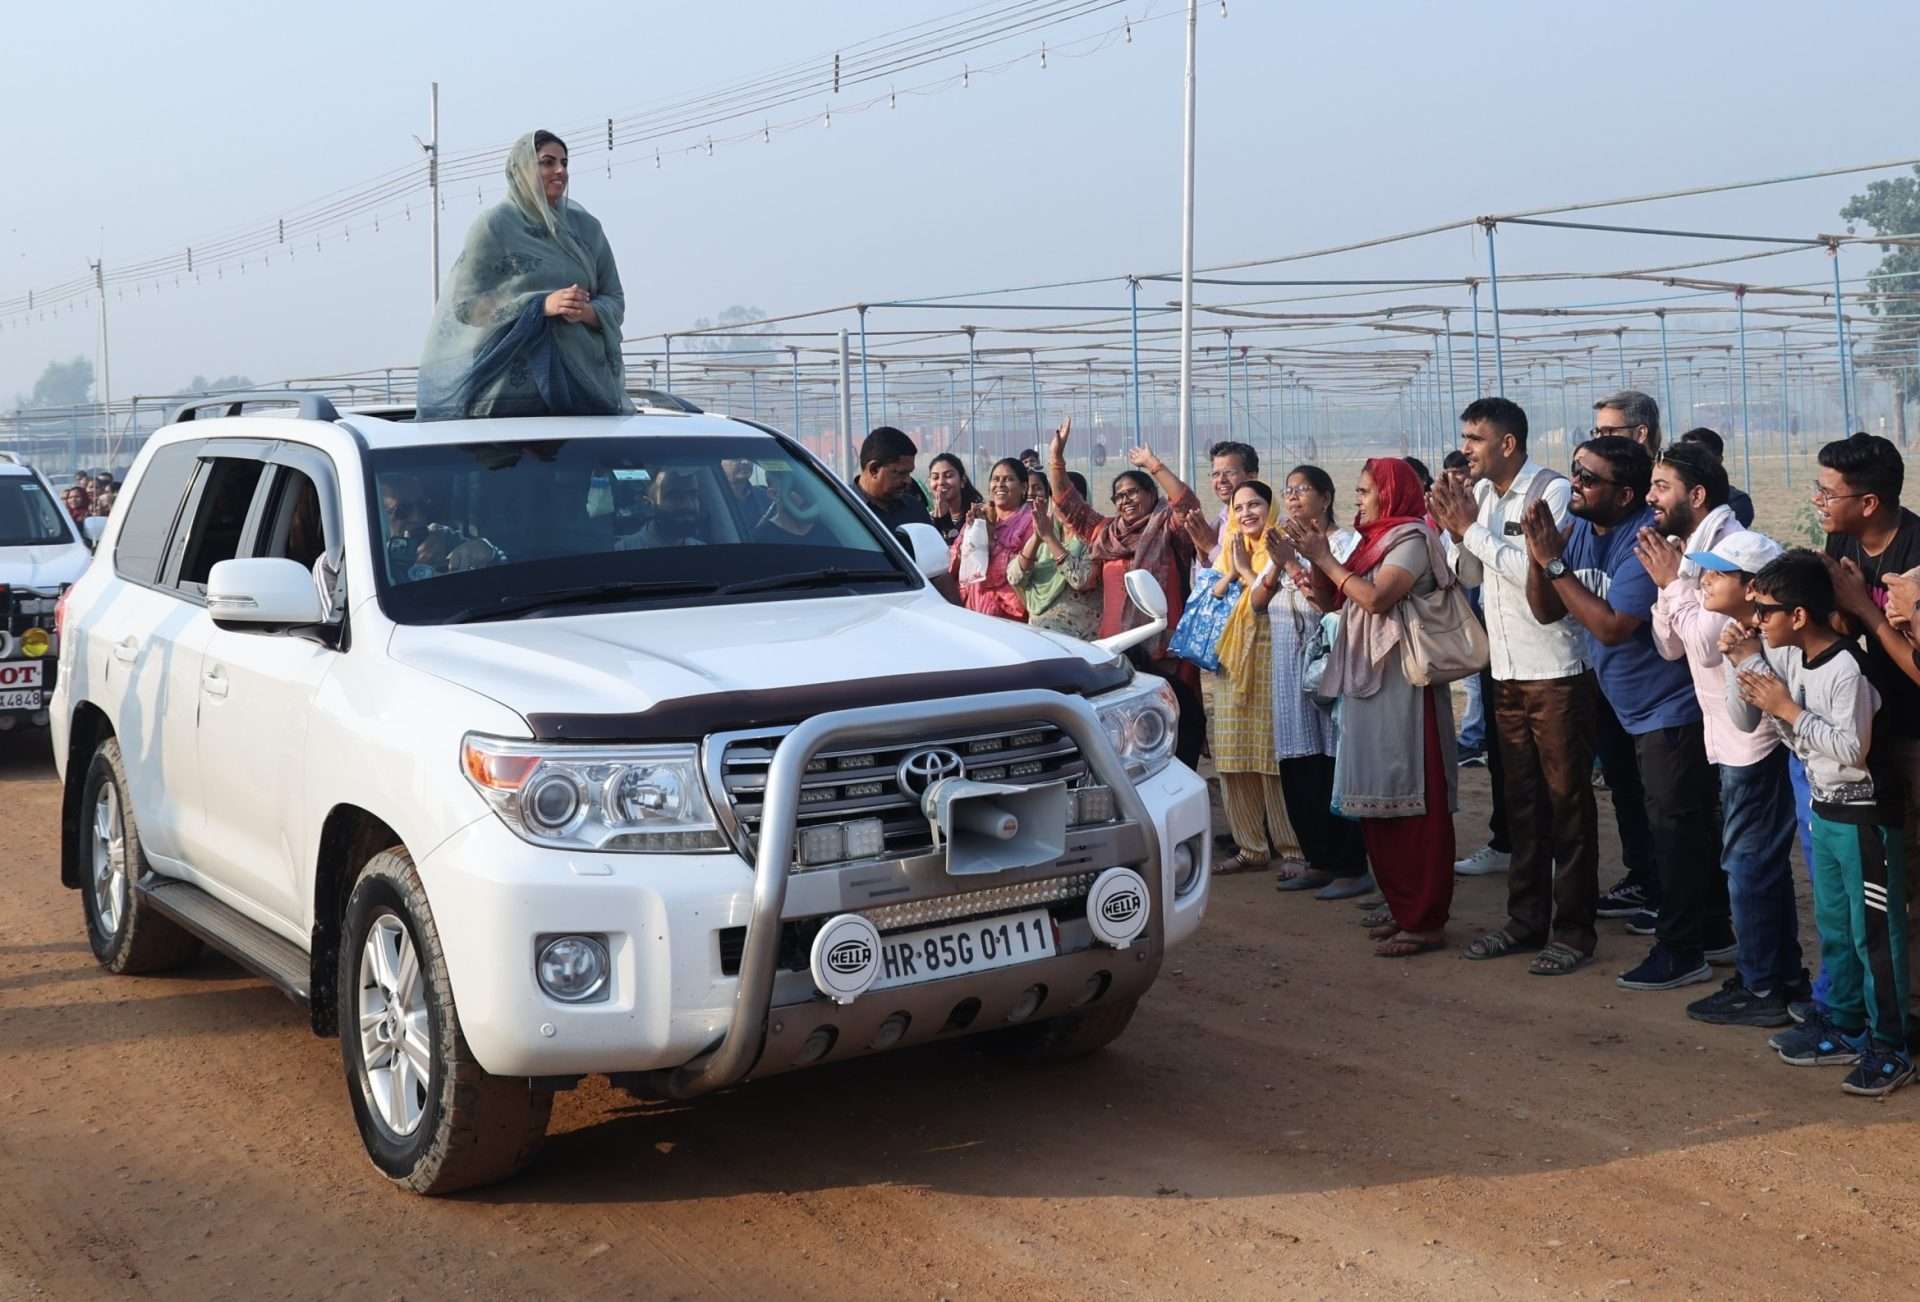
[{"x1": 3, "y1": 731, "x2": 1917, "y2": 1302}]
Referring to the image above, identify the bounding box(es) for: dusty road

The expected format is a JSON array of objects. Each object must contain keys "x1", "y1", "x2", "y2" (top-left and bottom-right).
[{"x1": 2, "y1": 734, "x2": 1915, "y2": 1302}]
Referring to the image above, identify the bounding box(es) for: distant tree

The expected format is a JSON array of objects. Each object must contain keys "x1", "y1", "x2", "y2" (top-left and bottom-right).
[
  {"x1": 184, "y1": 374, "x2": 255, "y2": 394},
  {"x1": 1840, "y1": 167, "x2": 1920, "y2": 447},
  {"x1": 684, "y1": 305, "x2": 775, "y2": 354},
  {"x1": 13, "y1": 356, "x2": 95, "y2": 411}
]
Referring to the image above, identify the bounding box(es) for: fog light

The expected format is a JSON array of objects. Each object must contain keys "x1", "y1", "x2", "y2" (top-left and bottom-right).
[
  {"x1": 844, "y1": 817, "x2": 886, "y2": 859},
  {"x1": 798, "y1": 823, "x2": 846, "y2": 865},
  {"x1": 1173, "y1": 834, "x2": 1202, "y2": 896},
  {"x1": 536, "y1": 934, "x2": 610, "y2": 1003}
]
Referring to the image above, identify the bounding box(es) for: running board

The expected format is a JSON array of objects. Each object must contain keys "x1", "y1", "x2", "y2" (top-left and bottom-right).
[{"x1": 138, "y1": 877, "x2": 312, "y2": 1003}]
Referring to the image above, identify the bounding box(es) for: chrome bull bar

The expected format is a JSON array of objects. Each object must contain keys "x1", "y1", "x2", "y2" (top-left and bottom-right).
[{"x1": 662, "y1": 688, "x2": 1162, "y2": 1099}]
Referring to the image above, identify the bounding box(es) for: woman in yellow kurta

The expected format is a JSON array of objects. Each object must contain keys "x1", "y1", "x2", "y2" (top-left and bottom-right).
[{"x1": 1210, "y1": 481, "x2": 1294, "y2": 873}]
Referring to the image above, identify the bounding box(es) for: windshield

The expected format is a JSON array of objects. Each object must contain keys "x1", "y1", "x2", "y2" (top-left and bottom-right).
[
  {"x1": 0, "y1": 475, "x2": 76, "y2": 547},
  {"x1": 364, "y1": 434, "x2": 916, "y2": 624}
]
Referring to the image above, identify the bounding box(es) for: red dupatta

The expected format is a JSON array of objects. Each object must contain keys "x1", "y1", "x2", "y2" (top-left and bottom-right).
[{"x1": 1334, "y1": 457, "x2": 1427, "y2": 608}]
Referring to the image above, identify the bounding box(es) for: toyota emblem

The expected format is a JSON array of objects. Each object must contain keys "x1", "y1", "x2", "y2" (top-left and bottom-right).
[{"x1": 896, "y1": 746, "x2": 966, "y2": 799}]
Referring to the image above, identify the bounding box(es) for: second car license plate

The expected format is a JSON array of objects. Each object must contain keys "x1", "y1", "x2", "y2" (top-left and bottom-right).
[
  {"x1": 0, "y1": 689, "x2": 43, "y2": 711},
  {"x1": 871, "y1": 908, "x2": 1057, "y2": 990}
]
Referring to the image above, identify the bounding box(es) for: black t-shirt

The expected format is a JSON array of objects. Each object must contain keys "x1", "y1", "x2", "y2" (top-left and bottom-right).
[
  {"x1": 854, "y1": 482, "x2": 935, "y2": 533},
  {"x1": 1729, "y1": 486, "x2": 1755, "y2": 528},
  {"x1": 1827, "y1": 506, "x2": 1920, "y2": 738}
]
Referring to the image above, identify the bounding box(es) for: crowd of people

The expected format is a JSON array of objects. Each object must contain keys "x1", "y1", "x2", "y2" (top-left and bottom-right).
[
  {"x1": 848, "y1": 393, "x2": 1920, "y2": 1099},
  {"x1": 60, "y1": 469, "x2": 118, "y2": 526}
]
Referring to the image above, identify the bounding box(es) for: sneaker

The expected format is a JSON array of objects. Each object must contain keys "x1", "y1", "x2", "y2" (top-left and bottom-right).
[
  {"x1": 1841, "y1": 1044, "x2": 1915, "y2": 1097},
  {"x1": 1787, "y1": 999, "x2": 1816, "y2": 1025},
  {"x1": 1624, "y1": 909, "x2": 1659, "y2": 936},
  {"x1": 1596, "y1": 879, "x2": 1648, "y2": 918},
  {"x1": 1704, "y1": 940, "x2": 1738, "y2": 967},
  {"x1": 1453, "y1": 844, "x2": 1510, "y2": 877},
  {"x1": 1686, "y1": 977, "x2": 1794, "y2": 1028},
  {"x1": 1458, "y1": 748, "x2": 1487, "y2": 768},
  {"x1": 1771, "y1": 1013, "x2": 1867, "y2": 1066},
  {"x1": 1616, "y1": 943, "x2": 1713, "y2": 991}
]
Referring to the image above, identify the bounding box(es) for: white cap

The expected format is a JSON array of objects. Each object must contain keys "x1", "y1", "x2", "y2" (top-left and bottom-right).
[{"x1": 1687, "y1": 530, "x2": 1785, "y2": 576}]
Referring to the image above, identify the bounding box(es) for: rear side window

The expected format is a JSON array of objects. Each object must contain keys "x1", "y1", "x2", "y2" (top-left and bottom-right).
[
  {"x1": 113, "y1": 442, "x2": 202, "y2": 585},
  {"x1": 174, "y1": 458, "x2": 268, "y2": 595}
]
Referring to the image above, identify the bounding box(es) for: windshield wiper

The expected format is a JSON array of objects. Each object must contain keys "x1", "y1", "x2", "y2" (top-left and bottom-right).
[
  {"x1": 446, "y1": 579, "x2": 723, "y2": 623},
  {"x1": 719, "y1": 567, "x2": 907, "y2": 597}
]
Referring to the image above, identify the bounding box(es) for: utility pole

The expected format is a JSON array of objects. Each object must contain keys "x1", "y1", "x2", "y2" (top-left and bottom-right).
[
  {"x1": 424, "y1": 82, "x2": 442, "y2": 303},
  {"x1": 89, "y1": 259, "x2": 111, "y2": 450},
  {"x1": 1175, "y1": 0, "x2": 1198, "y2": 480}
]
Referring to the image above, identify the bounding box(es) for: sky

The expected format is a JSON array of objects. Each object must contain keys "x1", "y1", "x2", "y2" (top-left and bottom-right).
[{"x1": 4, "y1": 0, "x2": 1917, "y2": 416}]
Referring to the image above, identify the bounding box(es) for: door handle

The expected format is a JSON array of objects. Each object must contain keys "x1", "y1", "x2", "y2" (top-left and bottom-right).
[
  {"x1": 113, "y1": 637, "x2": 138, "y2": 665},
  {"x1": 202, "y1": 665, "x2": 229, "y2": 700}
]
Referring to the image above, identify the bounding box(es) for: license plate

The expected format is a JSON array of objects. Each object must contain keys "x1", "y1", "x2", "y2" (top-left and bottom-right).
[
  {"x1": 0, "y1": 661, "x2": 42, "y2": 689},
  {"x1": 871, "y1": 908, "x2": 1057, "y2": 990},
  {"x1": 0, "y1": 689, "x2": 42, "y2": 711}
]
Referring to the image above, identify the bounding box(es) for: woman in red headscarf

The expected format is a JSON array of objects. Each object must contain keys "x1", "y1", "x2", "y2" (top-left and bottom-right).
[{"x1": 1284, "y1": 458, "x2": 1458, "y2": 958}]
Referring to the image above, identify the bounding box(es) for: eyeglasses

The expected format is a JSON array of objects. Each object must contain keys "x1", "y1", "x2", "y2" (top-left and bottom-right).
[
  {"x1": 1589, "y1": 424, "x2": 1643, "y2": 438},
  {"x1": 1811, "y1": 487, "x2": 1869, "y2": 505},
  {"x1": 1281, "y1": 485, "x2": 1313, "y2": 499},
  {"x1": 1569, "y1": 464, "x2": 1620, "y2": 489},
  {"x1": 1751, "y1": 601, "x2": 1792, "y2": 620},
  {"x1": 1111, "y1": 488, "x2": 1146, "y2": 505}
]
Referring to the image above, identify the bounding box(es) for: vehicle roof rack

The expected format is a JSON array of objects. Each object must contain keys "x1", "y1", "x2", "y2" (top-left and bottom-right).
[
  {"x1": 0, "y1": 450, "x2": 22, "y2": 466},
  {"x1": 169, "y1": 391, "x2": 342, "y2": 425}
]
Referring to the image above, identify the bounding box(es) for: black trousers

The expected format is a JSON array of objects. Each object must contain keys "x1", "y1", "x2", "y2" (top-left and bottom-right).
[
  {"x1": 1594, "y1": 690, "x2": 1656, "y2": 900},
  {"x1": 1634, "y1": 720, "x2": 1730, "y2": 953},
  {"x1": 1278, "y1": 754, "x2": 1369, "y2": 878}
]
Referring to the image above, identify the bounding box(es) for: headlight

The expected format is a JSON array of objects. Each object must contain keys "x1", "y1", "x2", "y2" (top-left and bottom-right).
[
  {"x1": 462, "y1": 734, "x2": 726, "y2": 853},
  {"x1": 1092, "y1": 674, "x2": 1179, "y2": 782}
]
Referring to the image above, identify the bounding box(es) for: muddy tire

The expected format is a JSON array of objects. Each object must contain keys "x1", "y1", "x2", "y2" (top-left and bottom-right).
[
  {"x1": 338, "y1": 847, "x2": 552, "y2": 1195},
  {"x1": 79, "y1": 738, "x2": 201, "y2": 974},
  {"x1": 988, "y1": 995, "x2": 1139, "y2": 1062}
]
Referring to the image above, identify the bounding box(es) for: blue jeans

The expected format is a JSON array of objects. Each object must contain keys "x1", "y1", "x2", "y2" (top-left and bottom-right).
[
  {"x1": 1721, "y1": 749, "x2": 1803, "y2": 993},
  {"x1": 1458, "y1": 670, "x2": 1485, "y2": 752},
  {"x1": 1787, "y1": 751, "x2": 1825, "y2": 1003}
]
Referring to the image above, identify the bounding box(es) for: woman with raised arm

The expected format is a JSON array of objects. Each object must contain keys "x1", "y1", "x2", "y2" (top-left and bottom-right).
[
  {"x1": 1286, "y1": 458, "x2": 1457, "y2": 958},
  {"x1": 927, "y1": 452, "x2": 983, "y2": 545},
  {"x1": 950, "y1": 457, "x2": 1035, "y2": 621},
  {"x1": 1047, "y1": 418, "x2": 1206, "y2": 767},
  {"x1": 417, "y1": 130, "x2": 630, "y2": 420},
  {"x1": 1008, "y1": 470, "x2": 1101, "y2": 638}
]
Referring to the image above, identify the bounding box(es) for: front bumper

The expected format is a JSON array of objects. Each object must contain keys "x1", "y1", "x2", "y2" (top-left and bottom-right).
[{"x1": 418, "y1": 692, "x2": 1209, "y2": 1080}]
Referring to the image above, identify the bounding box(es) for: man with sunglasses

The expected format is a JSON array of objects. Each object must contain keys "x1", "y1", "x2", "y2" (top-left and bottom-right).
[
  {"x1": 1522, "y1": 436, "x2": 1733, "y2": 990},
  {"x1": 1815, "y1": 432, "x2": 1920, "y2": 1011}
]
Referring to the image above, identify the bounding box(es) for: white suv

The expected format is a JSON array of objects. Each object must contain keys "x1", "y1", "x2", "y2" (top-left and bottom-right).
[
  {"x1": 51, "y1": 393, "x2": 1210, "y2": 1193},
  {"x1": 0, "y1": 452, "x2": 95, "y2": 734}
]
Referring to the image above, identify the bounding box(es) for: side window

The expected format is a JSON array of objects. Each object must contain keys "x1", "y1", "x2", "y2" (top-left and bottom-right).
[
  {"x1": 254, "y1": 467, "x2": 326, "y2": 570},
  {"x1": 112, "y1": 442, "x2": 202, "y2": 585},
  {"x1": 172, "y1": 458, "x2": 268, "y2": 596}
]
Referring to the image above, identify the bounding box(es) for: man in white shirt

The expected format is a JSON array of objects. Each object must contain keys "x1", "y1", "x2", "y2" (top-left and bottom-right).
[{"x1": 1429, "y1": 397, "x2": 1601, "y2": 974}]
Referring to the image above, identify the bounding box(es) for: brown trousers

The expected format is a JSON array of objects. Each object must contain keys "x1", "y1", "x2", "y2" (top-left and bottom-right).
[{"x1": 1495, "y1": 672, "x2": 1601, "y2": 955}]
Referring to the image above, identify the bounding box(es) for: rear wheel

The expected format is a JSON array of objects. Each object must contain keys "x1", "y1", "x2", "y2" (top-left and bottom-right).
[
  {"x1": 338, "y1": 847, "x2": 552, "y2": 1195},
  {"x1": 988, "y1": 995, "x2": 1139, "y2": 1062},
  {"x1": 79, "y1": 738, "x2": 200, "y2": 974}
]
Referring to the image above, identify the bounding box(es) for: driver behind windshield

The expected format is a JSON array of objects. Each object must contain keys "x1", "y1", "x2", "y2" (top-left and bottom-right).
[
  {"x1": 750, "y1": 467, "x2": 826, "y2": 544},
  {"x1": 380, "y1": 474, "x2": 499, "y2": 582}
]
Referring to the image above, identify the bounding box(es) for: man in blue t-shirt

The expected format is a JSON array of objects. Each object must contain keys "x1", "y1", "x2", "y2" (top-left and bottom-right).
[{"x1": 1521, "y1": 436, "x2": 1732, "y2": 994}]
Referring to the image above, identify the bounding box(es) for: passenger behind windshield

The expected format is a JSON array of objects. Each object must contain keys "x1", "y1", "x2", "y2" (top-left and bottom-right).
[{"x1": 415, "y1": 130, "x2": 630, "y2": 421}]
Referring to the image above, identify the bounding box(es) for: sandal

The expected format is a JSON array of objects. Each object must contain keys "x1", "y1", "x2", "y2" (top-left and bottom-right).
[
  {"x1": 1375, "y1": 931, "x2": 1446, "y2": 959},
  {"x1": 1359, "y1": 904, "x2": 1395, "y2": 928},
  {"x1": 1352, "y1": 892, "x2": 1387, "y2": 910},
  {"x1": 1462, "y1": 929, "x2": 1542, "y2": 961},
  {"x1": 1527, "y1": 941, "x2": 1591, "y2": 976},
  {"x1": 1366, "y1": 920, "x2": 1402, "y2": 941},
  {"x1": 1271, "y1": 858, "x2": 1308, "y2": 881},
  {"x1": 1275, "y1": 869, "x2": 1335, "y2": 892},
  {"x1": 1214, "y1": 851, "x2": 1271, "y2": 876}
]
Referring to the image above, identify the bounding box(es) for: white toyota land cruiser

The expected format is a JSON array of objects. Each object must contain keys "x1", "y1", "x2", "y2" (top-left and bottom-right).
[
  {"x1": 51, "y1": 393, "x2": 1210, "y2": 1194},
  {"x1": 0, "y1": 452, "x2": 95, "y2": 734}
]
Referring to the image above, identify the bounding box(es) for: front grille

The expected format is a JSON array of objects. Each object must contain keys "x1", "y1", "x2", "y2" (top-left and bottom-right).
[{"x1": 712, "y1": 722, "x2": 1088, "y2": 868}]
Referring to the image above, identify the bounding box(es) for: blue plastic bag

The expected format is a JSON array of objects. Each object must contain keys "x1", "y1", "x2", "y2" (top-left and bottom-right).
[{"x1": 1167, "y1": 569, "x2": 1242, "y2": 673}]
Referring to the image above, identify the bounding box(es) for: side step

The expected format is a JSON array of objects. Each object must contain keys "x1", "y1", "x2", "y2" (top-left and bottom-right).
[{"x1": 138, "y1": 876, "x2": 311, "y2": 1003}]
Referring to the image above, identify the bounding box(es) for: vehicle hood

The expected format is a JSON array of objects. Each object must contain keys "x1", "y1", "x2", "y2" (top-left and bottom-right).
[
  {"x1": 386, "y1": 590, "x2": 1119, "y2": 724},
  {"x1": 0, "y1": 542, "x2": 91, "y2": 591}
]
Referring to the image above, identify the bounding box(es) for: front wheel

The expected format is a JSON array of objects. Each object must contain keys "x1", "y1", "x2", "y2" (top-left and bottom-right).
[{"x1": 338, "y1": 847, "x2": 552, "y2": 1195}]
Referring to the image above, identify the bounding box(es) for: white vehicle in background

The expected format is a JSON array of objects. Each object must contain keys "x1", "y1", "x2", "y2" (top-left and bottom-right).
[
  {"x1": 0, "y1": 452, "x2": 97, "y2": 735},
  {"x1": 49, "y1": 392, "x2": 1211, "y2": 1194}
]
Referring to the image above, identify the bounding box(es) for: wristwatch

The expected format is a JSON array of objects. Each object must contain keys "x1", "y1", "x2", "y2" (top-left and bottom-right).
[{"x1": 1543, "y1": 558, "x2": 1569, "y2": 580}]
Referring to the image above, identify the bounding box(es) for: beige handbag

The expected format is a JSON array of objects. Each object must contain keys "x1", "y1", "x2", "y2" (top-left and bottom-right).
[{"x1": 1397, "y1": 534, "x2": 1490, "y2": 686}]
